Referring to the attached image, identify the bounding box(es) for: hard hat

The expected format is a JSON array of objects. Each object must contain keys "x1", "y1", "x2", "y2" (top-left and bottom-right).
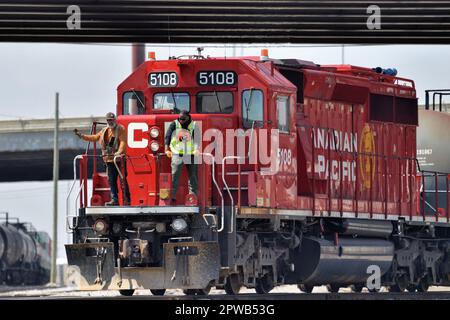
[{"x1": 106, "y1": 112, "x2": 116, "y2": 120}]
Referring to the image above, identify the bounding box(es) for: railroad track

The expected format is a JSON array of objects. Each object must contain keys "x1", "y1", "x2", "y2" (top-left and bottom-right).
[{"x1": 2, "y1": 290, "x2": 450, "y2": 300}]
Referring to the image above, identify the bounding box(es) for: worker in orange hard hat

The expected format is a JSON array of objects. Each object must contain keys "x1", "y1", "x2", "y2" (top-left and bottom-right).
[{"x1": 74, "y1": 112, "x2": 130, "y2": 206}]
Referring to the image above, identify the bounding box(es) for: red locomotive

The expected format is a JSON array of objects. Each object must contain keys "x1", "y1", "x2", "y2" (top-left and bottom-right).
[{"x1": 66, "y1": 49, "x2": 450, "y2": 295}]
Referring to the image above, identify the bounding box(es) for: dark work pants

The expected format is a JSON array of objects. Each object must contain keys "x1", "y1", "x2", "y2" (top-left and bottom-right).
[
  {"x1": 171, "y1": 154, "x2": 198, "y2": 200},
  {"x1": 106, "y1": 160, "x2": 130, "y2": 203}
]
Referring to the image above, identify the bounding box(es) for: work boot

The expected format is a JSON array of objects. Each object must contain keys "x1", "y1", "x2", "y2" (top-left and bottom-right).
[{"x1": 105, "y1": 199, "x2": 119, "y2": 206}]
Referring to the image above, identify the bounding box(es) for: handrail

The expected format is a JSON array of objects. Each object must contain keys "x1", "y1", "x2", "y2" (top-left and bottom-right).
[
  {"x1": 202, "y1": 153, "x2": 224, "y2": 232},
  {"x1": 222, "y1": 155, "x2": 245, "y2": 234},
  {"x1": 71, "y1": 179, "x2": 84, "y2": 231},
  {"x1": 417, "y1": 170, "x2": 449, "y2": 220},
  {"x1": 113, "y1": 154, "x2": 124, "y2": 180},
  {"x1": 156, "y1": 151, "x2": 223, "y2": 230},
  {"x1": 66, "y1": 155, "x2": 84, "y2": 232}
]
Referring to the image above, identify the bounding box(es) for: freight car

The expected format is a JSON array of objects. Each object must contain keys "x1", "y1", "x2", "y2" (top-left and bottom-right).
[
  {"x1": 0, "y1": 213, "x2": 51, "y2": 285},
  {"x1": 66, "y1": 49, "x2": 450, "y2": 295}
]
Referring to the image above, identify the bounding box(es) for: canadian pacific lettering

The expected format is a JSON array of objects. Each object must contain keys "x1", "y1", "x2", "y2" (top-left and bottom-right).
[{"x1": 314, "y1": 128, "x2": 358, "y2": 181}]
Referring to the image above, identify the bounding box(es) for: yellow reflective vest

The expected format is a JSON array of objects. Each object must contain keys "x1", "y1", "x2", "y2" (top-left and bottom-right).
[{"x1": 169, "y1": 120, "x2": 197, "y2": 155}]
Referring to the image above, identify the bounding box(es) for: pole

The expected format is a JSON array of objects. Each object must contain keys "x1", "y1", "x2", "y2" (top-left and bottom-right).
[
  {"x1": 131, "y1": 43, "x2": 145, "y2": 71},
  {"x1": 341, "y1": 44, "x2": 345, "y2": 64},
  {"x1": 50, "y1": 92, "x2": 59, "y2": 285}
]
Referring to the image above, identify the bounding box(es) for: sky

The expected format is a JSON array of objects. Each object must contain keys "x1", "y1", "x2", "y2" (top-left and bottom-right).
[
  {"x1": 0, "y1": 43, "x2": 450, "y2": 261},
  {"x1": 1, "y1": 43, "x2": 450, "y2": 121}
]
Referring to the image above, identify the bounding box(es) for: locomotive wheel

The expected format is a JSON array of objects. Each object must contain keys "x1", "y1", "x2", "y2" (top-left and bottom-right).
[
  {"x1": 368, "y1": 287, "x2": 380, "y2": 293},
  {"x1": 150, "y1": 289, "x2": 166, "y2": 296},
  {"x1": 406, "y1": 285, "x2": 417, "y2": 292},
  {"x1": 119, "y1": 289, "x2": 135, "y2": 296},
  {"x1": 196, "y1": 283, "x2": 212, "y2": 296},
  {"x1": 183, "y1": 289, "x2": 197, "y2": 296},
  {"x1": 297, "y1": 284, "x2": 314, "y2": 293},
  {"x1": 326, "y1": 284, "x2": 340, "y2": 293},
  {"x1": 350, "y1": 284, "x2": 364, "y2": 293},
  {"x1": 417, "y1": 277, "x2": 430, "y2": 292},
  {"x1": 183, "y1": 285, "x2": 211, "y2": 296},
  {"x1": 255, "y1": 274, "x2": 274, "y2": 294},
  {"x1": 224, "y1": 274, "x2": 242, "y2": 295},
  {"x1": 390, "y1": 274, "x2": 408, "y2": 292}
]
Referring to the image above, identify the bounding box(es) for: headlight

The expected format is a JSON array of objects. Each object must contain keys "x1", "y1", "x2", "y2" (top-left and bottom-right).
[
  {"x1": 93, "y1": 219, "x2": 108, "y2": 234},
  {"x1": 150, "y1": 141, "x2": 160, "y2": 152},
  {"x1": 171, "y1": 218, "x2": 188, "y2": 233},
  {"x1": 150, "y1": 127, "x2": 160, "y2": 138}
]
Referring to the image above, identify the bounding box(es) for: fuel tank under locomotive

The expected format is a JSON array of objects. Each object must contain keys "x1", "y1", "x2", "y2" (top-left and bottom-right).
[
  {"x1": 0, "y1": 224, "x2": 37, "y2": 267},
  {"x1": 293, "y1": 237, "x2": 394, "y2": 285}
]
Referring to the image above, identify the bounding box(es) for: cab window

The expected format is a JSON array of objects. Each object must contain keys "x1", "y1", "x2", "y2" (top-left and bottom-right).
[
  {"x1": 123, "y1": 91, "x2": 145, "y2": 115},
  {"x1": 196, "y1": 91, "x2": 233, "y2": 114},
  {"x1": 242, "y1": 89, "x2": 264, "y2": 128},
  {"x1": 153, "y1": 92, "x2": 190, "y2": 112},
  {"x1": 277, "y1": 95, "x2": 289, "y2": 133}
]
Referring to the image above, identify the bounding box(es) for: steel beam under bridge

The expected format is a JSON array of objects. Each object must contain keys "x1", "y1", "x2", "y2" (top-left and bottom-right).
[
  {"x1": 1, "y1": 1, "x2": 450, "y2": 43},
  {"x1": 0, "y1": 117, "x2": 104, "y2": 182}
]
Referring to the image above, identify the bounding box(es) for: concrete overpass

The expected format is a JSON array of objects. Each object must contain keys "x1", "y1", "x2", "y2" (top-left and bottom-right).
[
  {"x1": 1, "y1": 105, "x2": 448, "y2": 182},
  {"x1": 0, "y1": 117, "x2": 103, "y2": 182}
]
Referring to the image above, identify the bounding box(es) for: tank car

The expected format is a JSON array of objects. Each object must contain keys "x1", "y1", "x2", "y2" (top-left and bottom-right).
[
  {"x1": 0, "y1": 213, "x2": 51, "y2": 285},
  {"x1": 66, "y1": 50, "x2": 450, "y2": 295}
]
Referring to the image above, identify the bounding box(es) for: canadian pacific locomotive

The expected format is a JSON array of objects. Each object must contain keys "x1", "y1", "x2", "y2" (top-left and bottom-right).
[
  {"x1": 0, "y1": 213, "x2": 51, "y2": 285},
  {"x1": 66, "y1": 50, "x2": 450, "y2": 295}
]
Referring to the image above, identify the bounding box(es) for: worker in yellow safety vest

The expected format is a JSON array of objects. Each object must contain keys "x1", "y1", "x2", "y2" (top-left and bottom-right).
[{"x1": 164, "y1": 110, "x2": 200, "y2": 204}]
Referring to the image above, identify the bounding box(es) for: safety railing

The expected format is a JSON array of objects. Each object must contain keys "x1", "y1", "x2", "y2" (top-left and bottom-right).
[
  {"x1": 66, "y1": 127, "x2": 108, "y2": 232},
  {"x1": 425, "y1": 89, "x2": 450, "y2": 112},
  {"x1": 219, "y1": 121, "x2": 257, "y2": 233},
  {"x1": 303, "y1": 124, "x2": 441, "y2": 220},
  {"x1": 202, "y1": 153, "x2": 223, "y2": 232},
  {"x1": 66, "y1": 154, "x2": 84, "y2": 233},
  {"x1": 417, "y1": 169, "x2": 450, "y2": 222},
  {"x1": 113, "y1": 154, "x2": 124, "y2": 179},
  {"x1": 155, "y1": 152, "x2": 224, "y2": 231},
  {"x1": 221, "y1": 156, "x2": 245, "y2": 234}
]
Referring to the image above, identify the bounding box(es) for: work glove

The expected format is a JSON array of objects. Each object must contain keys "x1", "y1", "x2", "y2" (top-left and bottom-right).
[
  {"x1": 73, "y1": 129, "x2": 83, "y2": 139},
  {"x1": 165, "y1": 150, "x2": 173, "y2": 158}
]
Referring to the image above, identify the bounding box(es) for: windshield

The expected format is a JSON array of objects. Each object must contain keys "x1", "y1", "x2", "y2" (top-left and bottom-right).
[
  {"x1": 196, "y1": 91, "x2": 234, "y2": 114},
  {"x1": 242, "y1": 89, "x2": 264, "y2": 128},
  {"x1": 123, "y1": 91, "x2": 145, "y2": 115},
  {"x1": 153, "y1": 92, "x2": 190, "y2": 112}
]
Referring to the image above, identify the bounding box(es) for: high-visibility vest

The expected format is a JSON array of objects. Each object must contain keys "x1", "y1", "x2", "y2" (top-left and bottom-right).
[
  {"x1": 100, "y1": 125, "x2": 123, "y2": 162},
  {"x1": 169, "y1": 120, "x2": 196, "y2": 155}
]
